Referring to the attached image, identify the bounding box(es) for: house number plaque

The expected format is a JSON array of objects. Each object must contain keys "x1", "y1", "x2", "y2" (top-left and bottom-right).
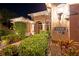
[{"x1": 54, "y1": 27, "x2": 67, "y2": 34}]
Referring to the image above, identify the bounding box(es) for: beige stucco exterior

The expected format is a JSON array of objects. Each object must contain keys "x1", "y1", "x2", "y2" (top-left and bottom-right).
[
  {"x1": 46, "y1": 3, "x2": 70, "y2": 55},
  {"x1": 10, "y1": 17, "x2": 34, "y2": 35},
  {"x1": 28, "y1": 11, "x2": 50, "y2": 33},
  {"x1": 46, "y1": 3, "x2": 79, "y2": 56},
  {"x1": 50, "y1": 4, "x2": 70, "y2": 41},
  {"x1": 10, "y1": 10, "x2": 50, "y2": 35},
  {"x1": 10, "y1": 3, "x2": 79, "y2": 55}
]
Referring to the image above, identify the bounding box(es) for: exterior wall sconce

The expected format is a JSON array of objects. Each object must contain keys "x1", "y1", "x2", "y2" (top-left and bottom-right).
[
  {"x1": 65, "y1": 15, "x2": 69, "y2": 20},
  {"x1": 58, "y1": 13, "x2": 63, "y2": 20},
  {"x1": 65, "y1": 18, "x2": 69, "y2": 20}
]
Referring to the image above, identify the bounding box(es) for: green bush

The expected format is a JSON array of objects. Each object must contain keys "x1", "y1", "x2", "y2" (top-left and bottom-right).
[
  {"x1": 0, "y1": 29, "x2": 10, "y2": 36},
  {"x1": 6, "y1": 34, "x2": 21, "y2": 44},
  {"x1": 3, "y1": 45, "x2": 18, "y2": 56},
  {"x1": 1, "y1": 34, "x2": 21, "y2": 46},
  {"x1": 0, "y1": 29, "x2": 13, "y2": 41},
  {"x1": 18, "y1": 31, "x2": 48, "y2": 56},
  {"x1": 0, "y1": 30, "x2": 5, "y2": 36},
  {"x1": 1, "y1": 36, "x2": 10, "y2": 46}
]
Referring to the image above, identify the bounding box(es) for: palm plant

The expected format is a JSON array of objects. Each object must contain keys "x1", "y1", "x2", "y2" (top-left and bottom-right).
[
  {"x1": 60, "y1": 39, "x2": 79, "y2": 56},
  {"x1": 52, "y1": 39, "x2": 79, "y2": 56}
]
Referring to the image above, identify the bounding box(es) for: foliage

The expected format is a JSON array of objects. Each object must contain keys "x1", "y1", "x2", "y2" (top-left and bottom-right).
[
  {"x1": 61, "y1": 40, "x2": 79, "y2": 56},
  {"x1": 7, "y1": 34, "x2": 21, "y2": 44},
  {"x1": 0, "y1": 9, "x2": 18, "y2": 24},
  {"x1": 0, "y1": 31, "x2": 12, "y2": 46},
  {"x1": 0, "y1": 29, "x2": 10, "y2": 37},
  {"x1": 0, "y1": 24, "x2": 14, "y2": 38},
  {"x1": 1, "y1": 37, "x2": 9, "y2": 47},
  {"x1": 3, "y1": 45, "x2": 18, "y2": 56},
  {"x1": 18, "y1": 31, "x2": 48, "y2": 56},
  {"x1": 1, "y1": 34, "x2": 21, "y2": 45},
  {"x1": 52, "y1": 39, "x2": 79, "y2": 56},
  {"x1": 0, "y1": 30, "x2": 6, "y2": 36}
]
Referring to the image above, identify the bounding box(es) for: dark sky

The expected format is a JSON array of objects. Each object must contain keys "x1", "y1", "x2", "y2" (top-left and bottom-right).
[{"x1": 0, "y1": 3, "x2": 47, "y2": 16}]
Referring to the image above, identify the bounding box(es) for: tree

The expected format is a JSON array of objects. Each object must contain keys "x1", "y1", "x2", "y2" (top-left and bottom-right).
[{"x1": 0, "y1": 9, "x2": 18, "y2": 28}]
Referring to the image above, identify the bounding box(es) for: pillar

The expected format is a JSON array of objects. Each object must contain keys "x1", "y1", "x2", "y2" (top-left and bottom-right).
[
  {"x1": 42, "y1": 23, "x2": 46, "y2": 31},
  {"x1": 31, "y1": 23, "x2": 34, "y2": 35}
]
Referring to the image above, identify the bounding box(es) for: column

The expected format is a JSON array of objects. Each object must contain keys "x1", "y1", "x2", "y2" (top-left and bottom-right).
[
  {"x1": 42, "y1": 23, "x2": 45, "y2": 31},
  {"x1": 31, "y1": 23, "x2": 34, "y2": 35}
]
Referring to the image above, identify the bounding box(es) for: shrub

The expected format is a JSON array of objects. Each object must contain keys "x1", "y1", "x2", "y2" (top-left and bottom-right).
[
  {"x1": 0, "y1": 29, "x2": 10, "y2": 36},
  {"x1": 52, "y1": 39, "x2": 79, "y2": 56},
  {"x1": 61, "y1": 40, "x2": 79, "y2": 56},
  {"x1": 1, "y1": 36, "x2": 10, "y2": 47},
  {"x1": 0, "y1": 28, "x2": 13, "y2": 41},
  {"x1": 0, "y1": 30, "x2": 5, "y2": 36},
  {"x1": 3, "y1": 45, "x2": 18, "y2": 56},
  {"x1": 18, "y1": 31, "x2": 48, "y2": 56},
  {"x1": 6, "y1": 34, "x2": 21, "y2": 44},
  {"x1": 1, "y1": 34, "x2": 21, "y2": 46}
]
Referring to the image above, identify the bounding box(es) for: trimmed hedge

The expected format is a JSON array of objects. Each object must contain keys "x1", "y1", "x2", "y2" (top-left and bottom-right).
[{"x1": 18, "y1": 31, "x2": 48, "y2": 56}]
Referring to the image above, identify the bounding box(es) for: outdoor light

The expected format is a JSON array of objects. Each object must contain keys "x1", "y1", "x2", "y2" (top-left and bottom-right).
[
  {"x1": 58, "y1": 13, "x2": 63, "y2": 20},
  {"x1": 65, "y1": 18, "x2": 69, "y2": 20},
  {"x1": 46, "y1": 3, "x2": 52, "y2": 8},
  {"x1": 64, "y1": 14, "x2": 69, "y2": 20}
]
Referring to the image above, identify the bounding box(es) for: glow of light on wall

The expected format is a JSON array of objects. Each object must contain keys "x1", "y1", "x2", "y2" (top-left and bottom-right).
[
  {"x1": 46, "y1": 3, "x2": 52, "y2": 8},
  {"x1": 56, "y1": 4, "x2": 70, "y2": 18}
]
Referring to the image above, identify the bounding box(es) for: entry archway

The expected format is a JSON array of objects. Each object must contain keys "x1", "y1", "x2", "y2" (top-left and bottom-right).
[{"x1": 34, "y1": 21, "x2": 42, "y2": 33}]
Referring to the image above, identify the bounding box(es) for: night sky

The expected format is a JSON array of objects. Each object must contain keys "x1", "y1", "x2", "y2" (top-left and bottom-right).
[{"x1": 0, "y1": 3, "x2": 47, "y2": 16}]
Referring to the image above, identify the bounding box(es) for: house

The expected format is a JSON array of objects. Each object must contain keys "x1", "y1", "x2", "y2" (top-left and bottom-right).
[
  {"x1": 10, "y1": 17, "x2": 34, "y2": 36},
  {"x1": 46, "y1": 3, "x2": 70, "y2": 41},
  {"x1": 28, "y1": 11, "x2": 50, "y2": 34},
  {"x1": 47, "y1": 3, "x2": 79, "y2": 42},
  {"x1": 46, "y1": 3, "x2": 79, "y2": 55},
  {"x1": 10, "y1": 10, "x2": 50, "y2": 35}
]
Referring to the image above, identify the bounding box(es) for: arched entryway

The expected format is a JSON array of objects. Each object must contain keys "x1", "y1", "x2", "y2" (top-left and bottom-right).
[
  {"x1": 46, "y1": 21, "x2": 50, "y2": 31},
  {"x1": 34, "y1": 21, "x2": 42, "y2": 33}
]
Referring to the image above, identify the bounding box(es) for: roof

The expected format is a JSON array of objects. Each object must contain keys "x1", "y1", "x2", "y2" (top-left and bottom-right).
[
  {"x1": 10, "y1": 16, "x2": 34, "y2": 23},
  {"x1": 27, "y1": 11, "x2": 49, "y2": 17}
]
